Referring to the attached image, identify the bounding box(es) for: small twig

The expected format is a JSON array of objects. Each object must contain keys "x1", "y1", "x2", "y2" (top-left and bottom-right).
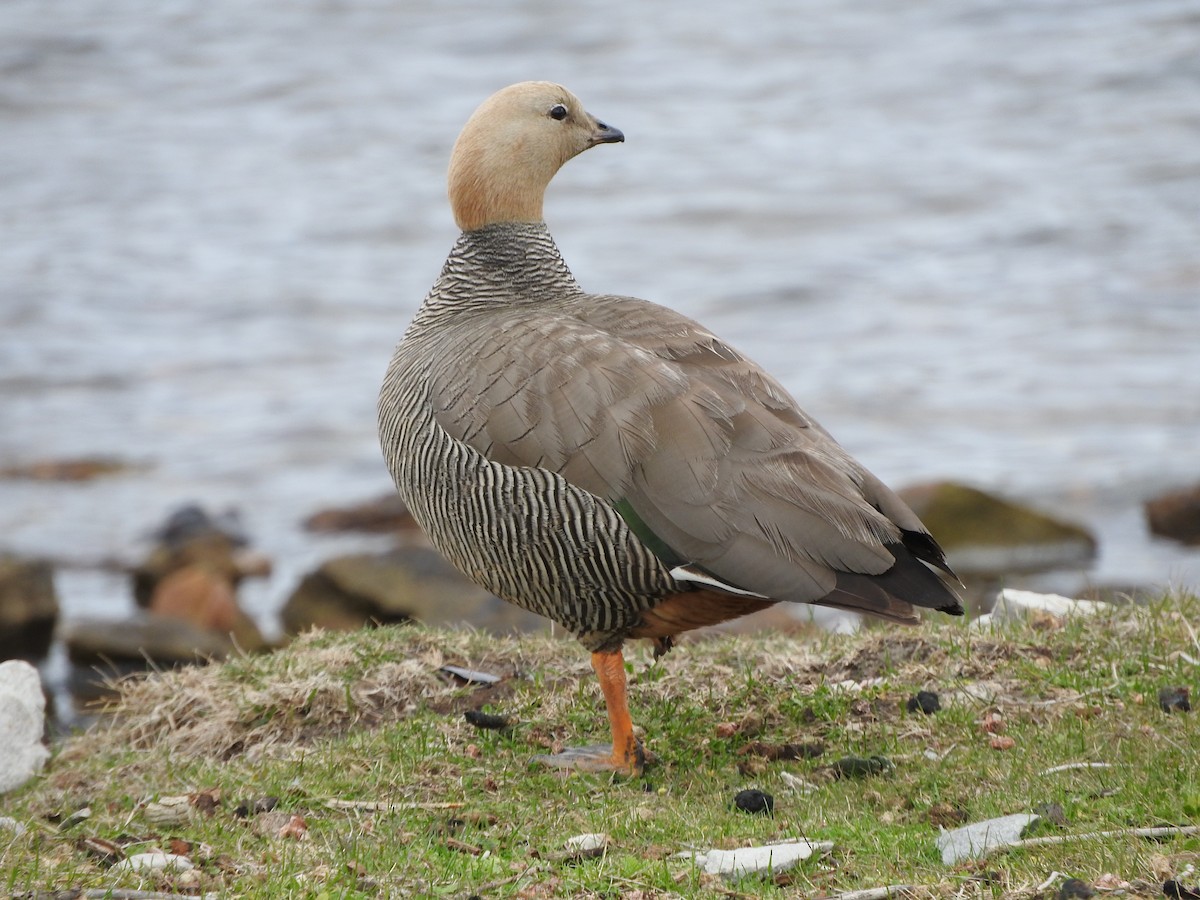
[
  {"x1": 1038, "y1": 762, "x2": 1114, "y2": 775},
  {"x1": 1036, "y1": 872, "x2": 1068, "y2": 892},
  {"x1": 325, "y1": 799, "x2": 464, "y2": 811},
  {"x1": 986, "y1": 825, "x2": 1200, "y2": 858},
  {"x1": 445, "y1": 837, "x2": 484, "y2": 855}
]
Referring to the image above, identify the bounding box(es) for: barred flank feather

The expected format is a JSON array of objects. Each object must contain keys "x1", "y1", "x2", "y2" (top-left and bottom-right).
[{"x1": 378, "y1": 227, "x2": 680, "y2": 650}]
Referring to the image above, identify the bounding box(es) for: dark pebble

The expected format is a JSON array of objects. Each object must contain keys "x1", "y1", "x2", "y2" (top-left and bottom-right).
[
  {"x1": 733, "y1": 788, "x2": 774, "y2": 815},
  {"x1": 1158, "y1": 686, "x2": 1191, "y2": 713},
  {"x1": 1059, "y1": 878, "x2": 1094, "y2": 900},
  {"x1": 830, "y1": 755, "x2": 893, "y2": 779},
  {"x1": 233, "y1": 796, "x2": 278, "y2": 818},
  {"x1": 906, "y1": 690, "x2": 941, "y2": 715},
  {"x1": 1164, "y1": 881, "x2": 1200, "y2": 900},
  {"x1": 464, "y1": 709, "x2": 512, "y2": 730}
]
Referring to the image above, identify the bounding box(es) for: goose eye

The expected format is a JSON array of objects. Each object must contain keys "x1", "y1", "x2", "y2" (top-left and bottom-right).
[{"x1": 548, "y1": 104, "x2": 568, "y2": 121}]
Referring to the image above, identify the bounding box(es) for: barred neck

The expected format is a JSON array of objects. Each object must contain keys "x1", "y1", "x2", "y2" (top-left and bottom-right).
[{"x1": 426, "y1": 221, "x2": 584, "y2": 309}]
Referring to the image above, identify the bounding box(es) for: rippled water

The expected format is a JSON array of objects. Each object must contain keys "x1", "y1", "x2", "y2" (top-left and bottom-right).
[{"x1": 3, "y1": 0, "x2": 1199, "y2": 630}]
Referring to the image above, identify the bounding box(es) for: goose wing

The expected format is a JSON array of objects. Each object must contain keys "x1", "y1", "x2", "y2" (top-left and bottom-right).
[{"x1": 427, "y1": 296, "x2": 961, "y2": 618}]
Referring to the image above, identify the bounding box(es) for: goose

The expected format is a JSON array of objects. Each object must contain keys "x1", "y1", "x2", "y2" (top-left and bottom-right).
[{"x1": 378, "y1": 82, "x2": 963, "y2": 775}]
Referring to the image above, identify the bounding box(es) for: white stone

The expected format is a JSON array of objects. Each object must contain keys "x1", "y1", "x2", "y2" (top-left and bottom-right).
[
  {"x1": 936, "y1": 813, "x2": 1040, "y2": 864},
  {"x1": 973, "y1": 589, "x2": 1113, "y2": 629},
  {"x1": 564, "y1": 832, "x2": 608, "y2": 856},
  {"x1": 0, "y1": 660, "x2": 49, "y2": 794},
  {"x1": 112, "y1": 852, "x2": 195, "y2": 873},
  {"x1": 680, "y1": 839, "x2": 820, "y2": 879}
]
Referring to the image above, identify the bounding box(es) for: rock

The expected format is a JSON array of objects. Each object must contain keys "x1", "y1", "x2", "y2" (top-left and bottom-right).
[
  {"x1": 131, "y1": 505, "x2": 269, "y2": 652},
  {"x1": 679, "y1": 839, "x2": 822, "y2": 880},
  {"x1": 563, "y1": 832, "x2": 608, "y2": 858},
  {"x1": 62, "y1": 613, "x2": 234, "y2": 704},
  {"x1": 898, "y1": 481, "x2": 1096, "y2": 576},
  {"x1": 906, "y1": 691, "x2": 941, "y2": 715},
  {"x1": 280, "y1": 547, "x2": 549, "y2": 636},
  {"x1": 133, "y1": 511, "x2": 269, "y2": 607},
  {"x1": 0, "y1": 556, "x2": 59, "y2": 661},
  {"x1": 733, "y1": 789, "x2": 774, "y2": 815},
  {"x1": 0, "y1": 456, "x2": 134, "y2": 481},
  {"x1": 1158, "y1": 686, "x2": 1191, "y2": 714},
  {"x1": 935, "y1": 812, "x2": 1040, "y2": 864},
  {"x1": 1059, "y1": 878, "x2": 1095, "y2": 900},
  {"x1": 463, "y1": 710, "x2": 512, "y2": 731},
  {"x1": 972, "y1": 589, "x2": 1114, "y2": 629},
  {"x1": 63, "y1": 613, "x2": 235, "y2": 664},
  {"x1": 0, "y1": 660, "x2": 50, "y2": 794},
  {"x1": 827, "y1": 755, "x2": 893, "y2": 779},
  {"x1": 148, "y1": 565, "x2": 267, "y2": 652},
  {"x1": 111, "y1": 851, "x2": 194, "y2": 873},
  {"x1": 303, "y1": 493, "x2": 419, "y2": 534},
  {"x1": 1146, "y1": 484, "x2": 1200, "y2": 546},
  {"x1": 148, "y1": 502, "x2": 248, "y2": 546}
]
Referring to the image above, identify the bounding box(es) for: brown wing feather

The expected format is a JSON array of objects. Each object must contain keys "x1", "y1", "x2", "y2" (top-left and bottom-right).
[{"x1": 427, "y1": 294, "x2": 961, "y2": 615}]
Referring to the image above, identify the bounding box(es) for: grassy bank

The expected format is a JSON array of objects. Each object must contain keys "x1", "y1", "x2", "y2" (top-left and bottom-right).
[{"x1": 3, "y1": 593, "x2": 1199, "y2": 898}]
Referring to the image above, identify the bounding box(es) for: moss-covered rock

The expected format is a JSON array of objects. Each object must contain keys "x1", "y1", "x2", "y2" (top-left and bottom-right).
[
  {"x1": 280, "y1": 547, "x2": 548, "y2": 637},
  {"x1": 898, "y1": 481, "x2": 1096, "y2": 576},
  {"x1": 0, "y1": 555, "x2": 58, "y2": 662}
]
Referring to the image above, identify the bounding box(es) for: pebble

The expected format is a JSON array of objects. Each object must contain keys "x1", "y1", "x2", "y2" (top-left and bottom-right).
[
  {"x1": 733, "y1": 789, "x2": 774, "y2": 815},
  {"x1": 906, "y1": 691, "x2": 941, "y2": 714},
  {"x1": 1158, "y1": 686, "x2": 1191, "y2": 714},
  {"x1": 563, "y1": 832, "x2": 608, "y2": 857},
  {"x1": 1059, "y1": 878, "x2": 1095, "y2": 900},
  {"x1": 464, "y1": 710, "x2": 513, "y2": 730}
]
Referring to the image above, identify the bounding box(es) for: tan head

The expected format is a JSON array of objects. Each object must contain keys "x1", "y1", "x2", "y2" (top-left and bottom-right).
[{"x1": 447, "y1": 82, "x2": 624, "y2": 232}]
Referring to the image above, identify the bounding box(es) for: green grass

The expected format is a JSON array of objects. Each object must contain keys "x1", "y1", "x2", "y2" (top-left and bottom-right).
[{"x1": 2, "y1": 593, "x2": 1199, "y2": 897}]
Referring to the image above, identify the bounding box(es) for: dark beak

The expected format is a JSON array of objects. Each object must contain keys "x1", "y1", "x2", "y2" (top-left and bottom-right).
[{"x1": 590, "y1": 118, "x2": 624, "y2": 146}]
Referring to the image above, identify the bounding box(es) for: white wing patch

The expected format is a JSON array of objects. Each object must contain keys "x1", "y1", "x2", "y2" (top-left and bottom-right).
[{"x1": 668, "y1": 565, "x2": 771, "y2": 599}]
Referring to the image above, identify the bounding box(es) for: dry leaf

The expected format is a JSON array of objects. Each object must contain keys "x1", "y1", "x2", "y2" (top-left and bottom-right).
[
  {"x1": 278, "y1": 814, "x2": 308, "y2": 840},
  {"x1": 981, "y1": 712, "x2": 1006, "y2": 734}
]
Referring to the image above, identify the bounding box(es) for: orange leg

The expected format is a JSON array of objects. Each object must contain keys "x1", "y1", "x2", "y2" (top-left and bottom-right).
[
  {"x1": 531, "y1": 647, "x2": 645, "y2": 776},
  {"x1": 591, "y1": 648, "x2": 645, "y2": 774}
]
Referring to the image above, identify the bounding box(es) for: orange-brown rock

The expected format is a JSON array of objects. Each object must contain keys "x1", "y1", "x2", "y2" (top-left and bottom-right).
[
  {"x1": 1145, "y1": 483, "x2": 1200, "y2": 546},
  {"x1": 149, "y1": 564, "x2": 266, "y2": 652}
]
